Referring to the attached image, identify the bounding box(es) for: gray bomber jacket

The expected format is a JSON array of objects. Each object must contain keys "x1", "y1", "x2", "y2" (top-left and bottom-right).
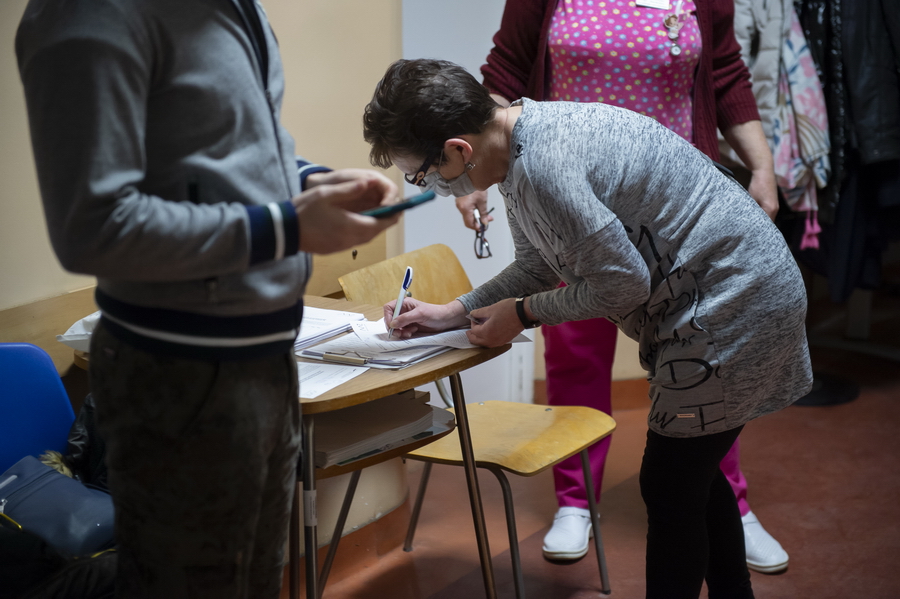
[{"x1": 17, "y1": 0, "x2": 328, "y2": 359}]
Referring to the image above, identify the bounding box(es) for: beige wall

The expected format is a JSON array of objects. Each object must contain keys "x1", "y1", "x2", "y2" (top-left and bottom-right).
[
  {"x1": 0, "y1": 0, "x2": 94, "y2": 311},
  {"x1": 0, "y1": 0, "x2": 403, "y2": 311},
  {"x1": 265, "y1": 0, "x2": 405, "y2": 295}
]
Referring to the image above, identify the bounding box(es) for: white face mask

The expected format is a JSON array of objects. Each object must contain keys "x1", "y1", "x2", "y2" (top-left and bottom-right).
[{"x1": 422, "y1": 163, "x2": 478, "y2": 197}]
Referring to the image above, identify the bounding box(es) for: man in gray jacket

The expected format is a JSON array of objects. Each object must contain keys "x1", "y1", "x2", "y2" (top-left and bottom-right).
[{"x1": 16, "y1": 1, "x2": 398, "y2": 597}]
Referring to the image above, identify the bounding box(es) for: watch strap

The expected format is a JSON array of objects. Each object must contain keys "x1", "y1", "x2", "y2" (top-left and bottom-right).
[{"x1": 515, "y1": 296, "x2": 541, "y2": 329}]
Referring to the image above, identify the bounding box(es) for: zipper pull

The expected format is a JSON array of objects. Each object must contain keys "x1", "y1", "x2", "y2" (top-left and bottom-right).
[
  {"x1": 0, "y1": 498, "x2": 7, "y2": 514},
  {"x1": 0, "y1": 474, "x2": 17, "y2": 497}
]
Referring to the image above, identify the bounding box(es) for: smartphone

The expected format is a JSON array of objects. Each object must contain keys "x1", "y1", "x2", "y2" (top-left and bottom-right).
[{"x1": 360, "y1": 190, "x2": 436, "y2": 218}]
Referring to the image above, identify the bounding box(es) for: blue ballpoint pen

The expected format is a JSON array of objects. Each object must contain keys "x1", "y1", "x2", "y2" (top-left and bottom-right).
[{"x1": 388, "y1": 266, "x2": 413, "y2": 337}]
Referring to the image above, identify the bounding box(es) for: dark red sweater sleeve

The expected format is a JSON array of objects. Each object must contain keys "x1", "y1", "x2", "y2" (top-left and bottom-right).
[
  {"x1": 709, "y1": 0, "x2": 760, "y2": 130},
  {"x1": 692, "y1": 0, "x2": 760, "y2": 158},
  {"x1": 480, "y1": 0, "x2": 553, "y2": 102}
]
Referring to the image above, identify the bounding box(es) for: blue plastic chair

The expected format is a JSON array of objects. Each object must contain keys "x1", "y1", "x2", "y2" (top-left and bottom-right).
[{"x1": 0, "y1": 343, "x2": 75, "y2": 473}]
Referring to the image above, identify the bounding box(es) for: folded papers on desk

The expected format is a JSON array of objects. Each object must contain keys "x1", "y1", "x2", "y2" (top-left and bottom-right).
[
  {"x1": 56, "y1": 305, "x2": 365, "y2": 354},
  {"x1": 298, "y1": 320, "x2": 512, "y2": 369},
  {"x1": 57, "y1": 310, "x2": 101, "y2": 352},
  {"x1": 313, "y1": 390, "x2": 455, "y2": 468},
  {"x1": 294, "y1": 306, "x2": 366, "y2": 350}
]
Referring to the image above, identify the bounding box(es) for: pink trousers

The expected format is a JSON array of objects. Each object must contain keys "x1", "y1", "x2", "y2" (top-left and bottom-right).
[{"x1": 543, "y1": 317, "x2": 750, "y2": 516}]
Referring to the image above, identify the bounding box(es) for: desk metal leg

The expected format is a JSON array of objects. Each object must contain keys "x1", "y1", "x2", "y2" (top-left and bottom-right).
[
  {"x1": 449, "y1": 373, "x2": 497, "y2": 599},
  {"x1": 301, "y1": 416, "x2": 318, "y2": 599},
  {"x1": 581, "y1": 450, "x2": 610, "y2": 595},
  {"x1": 290, "y1": 482, "x2": 301, "y2": 599},
  {"x1": 486, "y1": 466, "x2": 525, "y2": 599},
  {"x1": 317, "y1": 469, "x2": 361, "y2": 598}
]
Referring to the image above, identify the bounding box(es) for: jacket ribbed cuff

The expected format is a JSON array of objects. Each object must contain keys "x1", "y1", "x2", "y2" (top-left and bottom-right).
[
  {"x1": 296, "y1": 158, "x2": 332, "y2": 190},
  {"x1": 247, "y1": 201, "x2": 299, "y2": 265}
]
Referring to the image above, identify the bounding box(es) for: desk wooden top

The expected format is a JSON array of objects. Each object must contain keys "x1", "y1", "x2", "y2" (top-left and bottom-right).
[
  {"x1": 300, "y1": 296, "x2": 510, "y2": 414},
  {"x1": 69, "y1": 296, "x2": 510, "y2": 415},
  {"x1": 0, "y1": 286, "x2": 97, "y2": 374}
]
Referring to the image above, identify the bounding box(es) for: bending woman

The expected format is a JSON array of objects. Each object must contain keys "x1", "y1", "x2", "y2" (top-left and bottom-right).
[
  {"x1": 457, "y1": 0, "x2": 786, "y2": 572},
  {"x1": 363, "y1": 58, "x2": 812, "y2": 598}
]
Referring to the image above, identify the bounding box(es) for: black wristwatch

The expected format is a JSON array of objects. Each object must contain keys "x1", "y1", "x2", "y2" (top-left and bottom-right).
[{"x1": 515, "y1": 296, "x2": 541, "y2": 329}]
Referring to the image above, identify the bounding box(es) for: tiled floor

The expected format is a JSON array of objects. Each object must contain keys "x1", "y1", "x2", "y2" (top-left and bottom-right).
[{"x1": 287, "y1": 281, "x2": 900, "y2": 599}]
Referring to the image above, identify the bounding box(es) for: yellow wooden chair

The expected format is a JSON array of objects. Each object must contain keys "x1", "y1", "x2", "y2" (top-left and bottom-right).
[
  {"x1": 339, "y1": 244, "x2": 615, "y2": 597},
  {"x1": 338, "y1": 242, "x2": 472, "y2": 307},
  {"x1": 338, "y1": 242, "x2": 471, "y2": 408}
]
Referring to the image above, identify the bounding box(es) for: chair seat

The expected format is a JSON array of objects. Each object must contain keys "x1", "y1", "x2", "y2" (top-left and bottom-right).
[{"x1": 408, "y1": 401, "x2": 616, "y2": 477}]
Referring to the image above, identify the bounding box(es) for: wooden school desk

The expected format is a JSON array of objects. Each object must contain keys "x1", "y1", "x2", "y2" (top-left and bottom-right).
[
  {"x1": 297, "y1": 296, "x2": 509, "y2": 599},
  {"x1": 72, "y1": 296, "x2": 511, "y2": 599}
]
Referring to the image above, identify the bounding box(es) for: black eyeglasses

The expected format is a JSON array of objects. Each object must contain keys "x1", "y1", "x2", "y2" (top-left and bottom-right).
[
  {"x1": 474, "y1": 207, "x2": 494, "y2": 259},
  {"x1": 404, "y1": 151, "x2": 442, "y2": 187}
]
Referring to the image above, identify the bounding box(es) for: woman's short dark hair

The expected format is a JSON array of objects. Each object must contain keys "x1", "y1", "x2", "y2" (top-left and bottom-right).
[{"x1": 363, "y1": 59, "x2": 498, "y2": 169}]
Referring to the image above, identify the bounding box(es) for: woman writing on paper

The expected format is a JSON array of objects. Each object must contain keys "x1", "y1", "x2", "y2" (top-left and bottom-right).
[
  {"x1": 362, "y1": 58, "x2": 811, "y2": 598},
  {"x1": 453, "y1": 0, "x2": 787, "y2": 572}
]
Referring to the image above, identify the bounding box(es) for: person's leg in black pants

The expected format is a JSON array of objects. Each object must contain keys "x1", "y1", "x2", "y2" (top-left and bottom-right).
[{"x1": 640, "y1": 426, "x2": 754, "y2": 599}]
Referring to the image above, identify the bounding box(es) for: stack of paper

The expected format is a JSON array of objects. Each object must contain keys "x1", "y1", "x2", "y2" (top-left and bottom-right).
[
  {"x1": 299, "y1": 318, "x2": 533, "y2": 369},
  {"x1": 301, "y1": 339, "x2": 451, "y2": 369},
  {"x1": 313, "y1": 391, "x2": 452, "y2": 468},
  {"x1": 294, "y1": 306, "x2": 366, "y2": 350},
  {"x1": 299, "y1": 320, "x2": 471, "y2": 369}
]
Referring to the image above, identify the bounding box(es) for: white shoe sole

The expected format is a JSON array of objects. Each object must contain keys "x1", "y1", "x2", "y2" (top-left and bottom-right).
[
  {"x1": 542, "y1": 546, "x2": 590, "y2": 560},
  {"x1": 747, "y1": 558, "x2": 789, "y2": 574},
  {"x1": 542, "y1": 528, "x2": 593, "y2": 561}
]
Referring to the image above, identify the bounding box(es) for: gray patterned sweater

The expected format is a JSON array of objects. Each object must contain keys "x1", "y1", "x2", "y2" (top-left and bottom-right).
[{"x1": 459, "y1": 99, "x2": 812, "y2": 437}]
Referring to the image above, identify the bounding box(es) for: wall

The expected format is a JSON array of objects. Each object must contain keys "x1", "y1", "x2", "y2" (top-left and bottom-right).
[
  {"x1": 402, "y1": 0, "x2": 538, "y2": 405},
  {"x1": 0, "y1": 0, "x2": 94, "y2": 310},
  {"x1": 264, "y1": 0, "x2": 405, "y2": 295}
]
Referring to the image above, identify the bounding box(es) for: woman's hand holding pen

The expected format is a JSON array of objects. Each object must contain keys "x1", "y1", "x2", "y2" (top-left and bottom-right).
[
  {"x1": 383, "y1": 298, "x2": 469, "y2": 338},
  {"x1": 385, "y1": 297, "x2": 527, "y2": 348},
  {"x1": 465, "y1": 298, "x2": 525, "y2": 348}
]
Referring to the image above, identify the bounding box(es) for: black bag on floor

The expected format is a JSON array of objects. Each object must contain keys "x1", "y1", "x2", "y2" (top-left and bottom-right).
[
  {"x1": 0, "y1": 455, "x2": 115, "y2": 556},
  {"x1": 0, "y1": 524, "x2": 115, "y2": 599}
]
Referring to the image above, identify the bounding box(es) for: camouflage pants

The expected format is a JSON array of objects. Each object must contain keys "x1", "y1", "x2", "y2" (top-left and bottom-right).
[{"x1": 89, "y1": 322, "x2": 301, "y2": 599}]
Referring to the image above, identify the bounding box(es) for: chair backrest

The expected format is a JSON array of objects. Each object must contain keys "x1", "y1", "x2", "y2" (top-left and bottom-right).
[
  {"x1": 0, "y1": 343, "x2": 75, "y2": 473},
  {"x1": 338, "y1": 244, "x2": 473, "y2": 306}
]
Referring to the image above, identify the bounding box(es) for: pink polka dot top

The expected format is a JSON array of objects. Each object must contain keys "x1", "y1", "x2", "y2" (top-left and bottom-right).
[{"x1": 548, "y1": 0, "x2": 702, "y2": 142}]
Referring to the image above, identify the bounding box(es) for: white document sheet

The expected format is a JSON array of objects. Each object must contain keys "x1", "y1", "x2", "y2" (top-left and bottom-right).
[
  {"x1": 297, "y1": 361, "x2": 368, "y2": 399},
  {"x1": 349, "y1": 320, "x2": 479, "y2": 350},
  {"x1": 298, "y1": 318, "x2": 532, "y2": 369},
  {"x1": 294, "y1": 306, "x2": 366, "y2": 350},
  {"x1": 351, "y1": 319, "x2": 532, "y2": 349}
]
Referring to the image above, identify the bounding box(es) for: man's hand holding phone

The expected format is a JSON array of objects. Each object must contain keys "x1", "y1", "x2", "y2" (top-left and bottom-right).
[
  {"x1": 293, "y1": 174, "x2": 399, "y2": 254},
  {"x1": 361, "y1": 190, "x2": 436, "y2": 218}
]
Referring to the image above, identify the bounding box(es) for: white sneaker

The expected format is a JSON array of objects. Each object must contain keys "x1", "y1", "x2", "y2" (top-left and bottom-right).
[
  {"x1": 742, "y1": 511, "x2": 789, "y2": 573},
  {"x1": 542, "y1": 507, "x2": 594, "y2": 560}
]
